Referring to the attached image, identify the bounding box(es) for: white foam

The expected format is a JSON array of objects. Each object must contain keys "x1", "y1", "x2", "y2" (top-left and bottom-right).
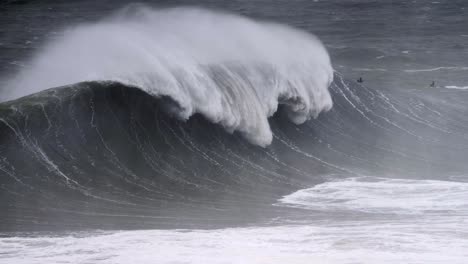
[
  {"x1": 445, "y1": 86, "x2": 468, "y2": 90},
  {"x1": 3, "y1": 6, "x2": 333, "y2": 146},
  {"x1": 280, "y1": 176, "x2": 468, "y2": 214},
  {"x1": 2, "y1": 177, "x2": 468, "y2": 264},
  {"x1": 1, "y1": 217, "x2": 467, "y2": 264},
  {"x1": 404, "y1": 67, "x2": 468, "y2": 73}
]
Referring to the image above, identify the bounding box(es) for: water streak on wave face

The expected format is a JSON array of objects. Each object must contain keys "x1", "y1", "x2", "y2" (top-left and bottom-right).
[{"x1": 4, "y1": 6, "x2": 333, "y2": 146}]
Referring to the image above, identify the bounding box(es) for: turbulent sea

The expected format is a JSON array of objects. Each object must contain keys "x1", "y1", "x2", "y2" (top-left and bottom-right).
[{"x1": 1, "y1": 1, "x2": 468, "y2": 263}]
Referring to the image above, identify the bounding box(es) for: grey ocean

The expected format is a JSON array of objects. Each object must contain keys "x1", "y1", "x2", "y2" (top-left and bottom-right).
[{"x1": 0, "y1": 1, "x2": 467, "y2": 263}]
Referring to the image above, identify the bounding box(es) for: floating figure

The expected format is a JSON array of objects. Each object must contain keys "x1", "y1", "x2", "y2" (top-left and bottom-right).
[
  {"x1": 430, "y1": 81, "x2": 436, "y2": 88},
  {"x1": 357, "y1": 77, "x2": 363, "y2": 83}
]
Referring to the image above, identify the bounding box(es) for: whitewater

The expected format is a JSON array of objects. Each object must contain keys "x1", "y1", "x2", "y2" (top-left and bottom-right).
[
  {"x1": 3, "y1": 7, "x2": 333, "y2": 146},
  {"x1": 2, "y1": 177, "x2": 467, "y2": 264}
]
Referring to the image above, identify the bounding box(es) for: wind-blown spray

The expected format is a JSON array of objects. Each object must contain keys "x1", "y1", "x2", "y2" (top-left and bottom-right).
[{"x1": 5, "y1": 6, "x2": 333, "y2": 146}]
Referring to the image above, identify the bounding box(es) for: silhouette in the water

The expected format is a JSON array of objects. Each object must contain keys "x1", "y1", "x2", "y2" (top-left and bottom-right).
[
  {"x1": 430, "y1": 81, "x2": 436, "y2": 88},
  {"x1": 357, "y1": 77, "x2": 363, "y2": 83}
]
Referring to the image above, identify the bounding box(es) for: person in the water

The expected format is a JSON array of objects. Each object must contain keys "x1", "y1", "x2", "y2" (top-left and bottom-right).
[
  {"x1": 430, "y1": 81, "x2": 436, "y2": 87},
  {"x1": 357, "y1": 77, "x2": 363, "y2": 83}
]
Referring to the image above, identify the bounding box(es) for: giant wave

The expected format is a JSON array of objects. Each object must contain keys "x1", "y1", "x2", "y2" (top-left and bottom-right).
[
  {"x1": 2, "y1": 6, "x2": 468, "y2": 232},
  {"x1": 3, "y1": 6, "x2": 333, "y2": 146}
]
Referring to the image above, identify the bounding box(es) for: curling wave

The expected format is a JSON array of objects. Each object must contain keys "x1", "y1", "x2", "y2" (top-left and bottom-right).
[
  {"x1": 3, "y1": 74, "x2": 468, "y2": 231},
  {"x1": 4, "y1": 6, "x2": 333, "y2": 146}
]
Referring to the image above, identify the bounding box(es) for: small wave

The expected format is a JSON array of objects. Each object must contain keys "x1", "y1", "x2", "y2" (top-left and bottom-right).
[
  {"x1": 445, "y1": 85, "x2": 468, "y2": 90},
  {"x1": 3, "y1": 6, "x2": 333, "y2": 146},
  {"x1": 351, "y1": 68, "x2": 387, "y2": 72},
  {"x1": 404, "y1": 66, "x2": 468, "y2": 73}
]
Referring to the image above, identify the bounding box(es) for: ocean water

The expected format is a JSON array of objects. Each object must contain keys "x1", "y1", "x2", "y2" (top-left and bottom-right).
[
  {"x1": 2, "y1": 177, "x2": 467, "y2": 263},
  {"x1": 1, "y1": 0, "x2": 468, "y2": 263}
]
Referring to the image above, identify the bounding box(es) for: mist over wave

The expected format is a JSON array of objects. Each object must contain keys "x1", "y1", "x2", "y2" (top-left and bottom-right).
[
  {"x1": 3, "y1": 6, "x2": 333, "y2": 146},
  {"x1": 3, "y1": 1, "x2": 468, "y2": 262}
]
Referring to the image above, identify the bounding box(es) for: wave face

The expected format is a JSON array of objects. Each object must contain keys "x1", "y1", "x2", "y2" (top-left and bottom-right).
[
  {"x1": 3, "y1": 6, "x2": 333, "y2": 146},
  {"x1": 0, "y1": 81, "x2": 331, "y2": 231},
  {"x1": 3, "y1": 6, "x2": 468, "y2": 232},
  {"x1": 2, "y1": 74, "x2": 468, "y2": 231}
]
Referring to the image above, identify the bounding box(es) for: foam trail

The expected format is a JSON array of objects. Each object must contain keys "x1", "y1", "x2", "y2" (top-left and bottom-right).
[
  {"x1": 4, "y1": 6, "x2": 333, "y2": 146},
  {"x1": 279, "y1": 177, "x2": 468, "y2": 214},
  {"x1": 404, "y1": 67, "x2": 468, "y2": 73},
  {"x1": 445, "y1": 86, "x2": 468, "y2": 90}
]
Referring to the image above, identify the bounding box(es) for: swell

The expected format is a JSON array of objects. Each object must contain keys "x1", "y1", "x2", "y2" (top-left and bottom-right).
[{"x1": 2, "y1": 76, "x2": 468, "y2": 231}]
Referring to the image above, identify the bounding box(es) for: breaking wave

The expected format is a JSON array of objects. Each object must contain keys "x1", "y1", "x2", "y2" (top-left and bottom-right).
[
  {"x1": 3, "y1": 5, "x2": 468, "y2": 232},
  {"x1": 4, "y1": 6, "x2": 333, "y2": 146}
]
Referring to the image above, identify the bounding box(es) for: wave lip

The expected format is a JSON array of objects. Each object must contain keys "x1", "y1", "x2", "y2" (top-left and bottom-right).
[{"x1": 4, "y1": 6, "x2": 333, "y2": 146}]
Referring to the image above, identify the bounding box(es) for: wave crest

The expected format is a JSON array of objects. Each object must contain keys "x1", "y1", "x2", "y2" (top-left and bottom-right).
[{"x1": 4, "y1": 6, "x2": 333, "y2": 146}]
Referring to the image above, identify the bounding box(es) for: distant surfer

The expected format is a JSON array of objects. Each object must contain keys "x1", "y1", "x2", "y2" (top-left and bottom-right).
[
  {"x1": 357, "y1": 77, "x2": 363, "y2": 83},
  {"x1": 430, "y1": 81, "x2": 436, "y2": 88}
]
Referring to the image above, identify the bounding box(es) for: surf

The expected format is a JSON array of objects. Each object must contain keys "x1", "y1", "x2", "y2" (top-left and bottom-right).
[
  {"x1": 3, "y1": 6, "x2": 333, "y2": 146},
  {"x1": 3, "y1": 5, "x2": 468, "y2": 232}
]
